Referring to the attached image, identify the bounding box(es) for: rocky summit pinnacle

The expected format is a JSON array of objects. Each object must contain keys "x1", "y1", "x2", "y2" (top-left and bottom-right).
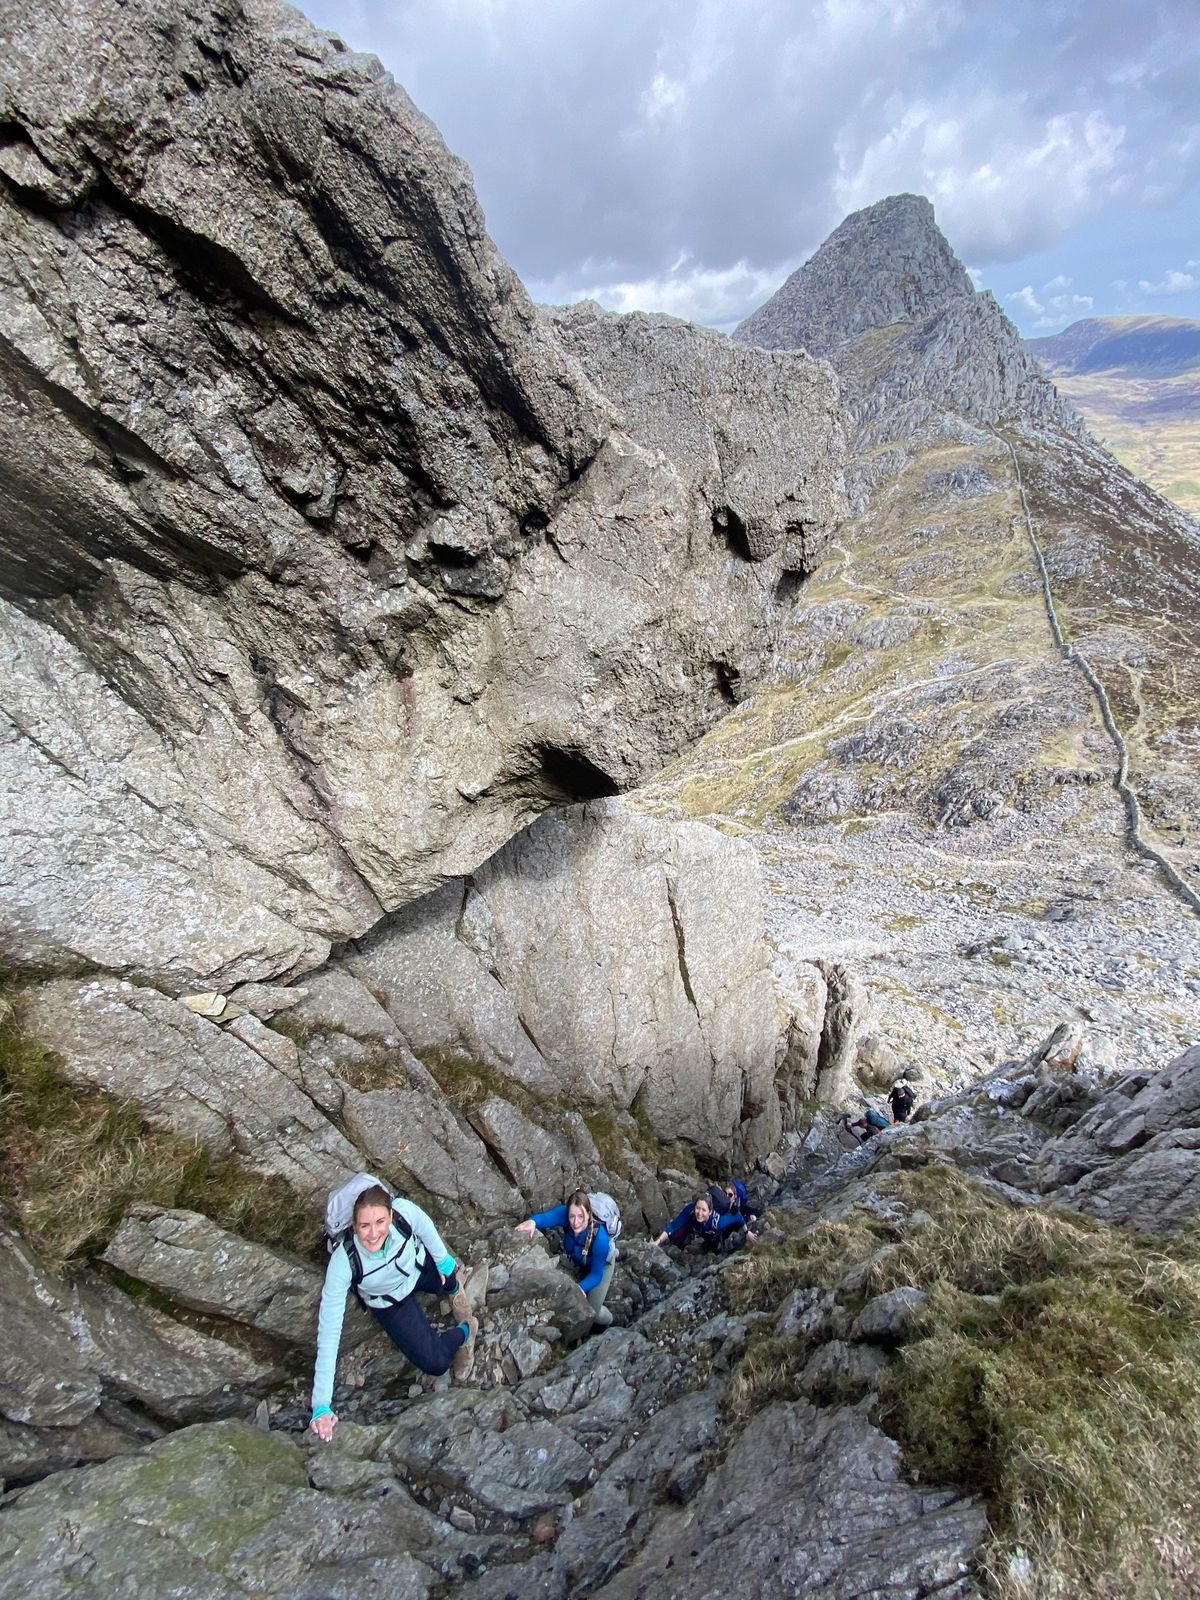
[{"x1": 734, "y1": 192, "x2": 976, "y2": 357}]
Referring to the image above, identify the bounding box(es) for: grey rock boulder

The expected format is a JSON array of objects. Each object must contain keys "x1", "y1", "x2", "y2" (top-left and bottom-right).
[
  {"x1": 379, "y1": 1393, "x2": 594, "y2": 1517},
  {"x1": 345, "y1": 799, "x2": 788, "y2": 1165},
  {"x1": 98, "y1": 1206, "x2": 325, "y2": 1345},
  {"x1": 0, "y1": 0, "x2": 844, "y2": 992},
  {"x1": 850, "y1": 1286, "x2": 928, "y2": 1345},
  {"x1": 591, "y1": 1399, "x2": 986, "y2": 1600},
  {"x1": 1038, "y1": 1045, "x2": 1200, "y2": 1231},
  {"x1": 0, "y1": 1420, "x2": 437, "y2": 1600},
  {"x1": 21, "y1": 979, "x2": 361, "y2": 1200},
  {"x1": 0, "y1": 1227, "x2": 275, "y2": 1483}
]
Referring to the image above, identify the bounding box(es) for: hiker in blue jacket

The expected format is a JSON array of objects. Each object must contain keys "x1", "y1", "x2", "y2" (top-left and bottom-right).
[
  {"x1": 654, "y1": 1191, "x2": 754, "y2": 1251},
  {"x1": 515, "y1": 1189, "x2": 616, "y2": 1329},
  {"x1": 311, "y1": 1185, "x2": 477, "y2": 1443}
]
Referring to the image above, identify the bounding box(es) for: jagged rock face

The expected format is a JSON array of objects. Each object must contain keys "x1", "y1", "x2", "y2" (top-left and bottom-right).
[
  {"x1": 733, "y1": 192, "x2": 1080, "y2": 444},
  {"x1": 0, "y1": 1225, "x2": 277, "y2": 1485},
  {"x1": 1038, "y1": 1044, "x2": 1200, "y2": 1231},
  {"x1": 736, "y1": 193, "x2": 974, "y2": 358},
  {"x1": 548, "y1": 304, "x2": 843, "y2": 580},
  {"x1": 333, "y1": 800, "x2": 790, "y2": 1168},
  {"x1": 0, "y1": 0, "x2": 844, "y2": 990},
  {"x1": 17, "y1": 804, "x2": 813, "y2": 1221}
]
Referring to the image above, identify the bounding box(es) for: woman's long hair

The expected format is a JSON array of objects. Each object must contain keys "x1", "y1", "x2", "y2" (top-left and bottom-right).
[{"x1": 566, "y1": 1188, "x2": 596, "y2": 1259}]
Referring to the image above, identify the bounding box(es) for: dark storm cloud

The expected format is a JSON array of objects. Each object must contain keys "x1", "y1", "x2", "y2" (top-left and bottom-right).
[{"x1": 304, "y1": 0, "x2": 1199, "y2": 329}]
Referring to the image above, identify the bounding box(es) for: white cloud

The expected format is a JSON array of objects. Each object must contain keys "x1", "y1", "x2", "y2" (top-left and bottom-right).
[
  {"x1": 640, "y1": 71, "x2": 686, "y2": 126},
  {"x1": 529, "y1": 256, "x2": 790, "y2": 331},
  {"x1": 837, "y1": 101, "x2": 1126, "y2": 261},
  {"x1": 1008, "y1": 281, "x2": 1094, "y2": 330},
  {"x1": 302, "y1": 0, "x2": 1200, "y2": 324},
  {"x1": 1138, "y1": 269, "x2": 1199, "y2": 294},
  {"x1": 966, "y1": 265, "x2": 984, "y2": 289}
]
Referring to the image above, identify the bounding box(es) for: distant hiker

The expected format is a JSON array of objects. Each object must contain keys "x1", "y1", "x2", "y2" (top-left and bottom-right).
[
  {"x1": 844, "y1": 1106, "x2": 890, "y2": 1143},
  {"x1": 311, "y1": 1180, "x2": 476, "y2": 1443},
  {"x1": 516, "y1": 1189, "x2": 618, "y2": 1330},
  {"x1": 655, "y1": 1191, "x2": 755, "y2": 1252},
  {"x1": 889, "y1": 1080, "x2": 917, "y2": 1123}
]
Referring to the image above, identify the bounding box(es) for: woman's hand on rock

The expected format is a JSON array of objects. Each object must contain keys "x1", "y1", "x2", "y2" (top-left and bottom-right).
[
  {"x1": 311, "y1": 1411, "x2": 338, "y2": 1443},
  {"x1": 515, "y1": 1218, "x2": 537, "y2": 1237}
]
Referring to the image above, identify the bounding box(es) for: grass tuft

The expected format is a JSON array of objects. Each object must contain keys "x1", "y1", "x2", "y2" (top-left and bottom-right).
[
  {"x1": 726, "y1": 1167, "x2": 1200, "y2": 1598},
  {"x1": 0, "y1": 1005, "x2": 306, "y2": 1266}
]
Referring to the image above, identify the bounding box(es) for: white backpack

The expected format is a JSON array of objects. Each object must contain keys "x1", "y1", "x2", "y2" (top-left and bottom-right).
[
  {"x1": 589, "y1": 1191, "x2": 622, "y2": 1247},
  {"x1": 324, "y1": 1171, "x2": 390, "y2": 1249}
]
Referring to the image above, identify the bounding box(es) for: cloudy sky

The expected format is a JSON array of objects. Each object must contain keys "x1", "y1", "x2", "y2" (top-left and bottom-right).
[{"x1": 303, "y1": 0, "x2": 1199, "y2": 339}]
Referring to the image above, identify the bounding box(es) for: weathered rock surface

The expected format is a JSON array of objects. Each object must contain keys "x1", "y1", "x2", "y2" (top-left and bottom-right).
[
  {"x1": 333, "y1": 800, "x2": 797, "y2": 1166},
  {"x1": 590, "y1": 1401, "x2": 984, "y2": 1600},
  {"x1": 0, "y1": 1421, "x2": 442, "y2": 1599},
  {"x1": 549, "y1": 303, "x2": 843, "y2": 582},
  {"x1": 0, "y1": 1227, "x2": 274, "y2": 1484},
  {"x1": 0, "y1": 0, "x2": 844, "y2": 992},
  {"x1": 20, "y1": 979, "x2": 359, "y2": 1199},
  {"x1": 1038, "y1": 1044, "x2": 1200, "y2": 1231},
  {"x1": 98, "y1": 1206, "x2": 325, "y2": 1344}
]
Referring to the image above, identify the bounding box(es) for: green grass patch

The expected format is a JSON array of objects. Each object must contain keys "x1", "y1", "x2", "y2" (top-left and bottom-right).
[
  {"x1": 0, "y1": 1005, "x2": 305, "y2": 1267},
  {"x1": 725, "y1": 1166, "x2": 1200, "y2": 1597}
]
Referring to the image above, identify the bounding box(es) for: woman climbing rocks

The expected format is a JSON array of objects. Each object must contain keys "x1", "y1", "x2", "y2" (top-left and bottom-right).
[
  {"x1": 515, "y1": 1189, "x2": 617, "y2": 1330},
  {"x1": 311, "y1": 1183, "x2": 477, "y2": 1442},
  {"x1": 654, "y1": 1191, "x2": 755, "y2": 1251}
]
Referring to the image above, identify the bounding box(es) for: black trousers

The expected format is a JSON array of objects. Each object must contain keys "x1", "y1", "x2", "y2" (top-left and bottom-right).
[{"x1": 368, "y1": 1257, "x2": 465, "y2": 1376}]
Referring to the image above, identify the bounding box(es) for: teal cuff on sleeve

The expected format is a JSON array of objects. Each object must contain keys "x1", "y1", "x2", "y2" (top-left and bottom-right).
[
  {"x1": 311, "y1": 1404, "x2": 333, "y2": 1420},
  {"x1": 437, "y1": 1254, "x2": 455, "y2": 1276}
]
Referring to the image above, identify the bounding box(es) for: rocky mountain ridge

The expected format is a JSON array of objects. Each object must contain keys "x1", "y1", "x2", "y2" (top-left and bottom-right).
[{"x1": 3, "y1": 1027, "x2": 1198, "y2": 1597}]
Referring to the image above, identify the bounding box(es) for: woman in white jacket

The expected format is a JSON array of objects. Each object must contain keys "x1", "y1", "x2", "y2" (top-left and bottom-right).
[{"x1": 310, "y1": 1184, "x2": 476, "y2": 1442}]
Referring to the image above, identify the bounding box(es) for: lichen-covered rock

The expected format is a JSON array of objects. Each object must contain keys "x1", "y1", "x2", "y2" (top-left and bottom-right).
[
  {"x1": 0, "y1": 0, "x2": 844, "y2": 992},
  {"x1": 0, "y1": 1420, "x2": 438, "y2": 1600}
]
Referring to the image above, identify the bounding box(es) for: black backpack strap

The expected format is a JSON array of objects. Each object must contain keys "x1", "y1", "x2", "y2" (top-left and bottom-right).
[{"x1": 342, "y1": 1230, "x2": 365, "y2": 1304}]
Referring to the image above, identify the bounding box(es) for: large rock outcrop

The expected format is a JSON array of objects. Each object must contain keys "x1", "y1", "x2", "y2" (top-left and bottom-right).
[
  {"x1": 330, "y1": 800, "x2": 790, "y2": 1167},
  {"x1": 734, "y1": 192, "x2": 1080, "y2": 444},
  {"x1": 0, "y1": 0, "x2": 844, "y2": 992},
  {"x1": 17, "y1": 802, "x2": 819, "y2": 1220}
]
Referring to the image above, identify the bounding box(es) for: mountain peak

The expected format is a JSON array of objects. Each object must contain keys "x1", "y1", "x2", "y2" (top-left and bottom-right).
[{"x1": 734, "y1": 192, "x2": 975, "y2": 357}]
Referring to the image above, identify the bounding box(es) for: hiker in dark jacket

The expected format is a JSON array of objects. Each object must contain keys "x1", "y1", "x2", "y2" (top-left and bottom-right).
[
  {"x1": 654, "y1": 1192, "x2": 753, "y2": 1251},
  {"x1": 516, "y1": 1189, "x2": 616, "y2": 1329},
  {"x1": 711, "y1": 1178, "x2": 761, "y2": 1229},
  {"x1": 889, "y1": 1080, "x2": 917, "y2": 1122},
  {"x1": 311, "y1": 1185, "x2": 476, "y2": 1443}
]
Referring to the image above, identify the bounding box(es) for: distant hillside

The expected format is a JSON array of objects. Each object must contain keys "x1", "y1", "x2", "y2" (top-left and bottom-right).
[
  {"x1": 1029, "y1": 315, "x2": 1200, "y2": 378},
  {"x1": 1026, "y1": 315, "x2": 1200, "y2": 515}
]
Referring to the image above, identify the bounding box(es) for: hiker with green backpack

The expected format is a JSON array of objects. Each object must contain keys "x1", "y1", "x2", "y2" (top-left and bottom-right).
[
  {"x1": 515, "y1": 1188, "x2": 620, "y2": 1331},
  {"x1": 311, "y1": 1174, "x2": 477, "y2": 1442}
]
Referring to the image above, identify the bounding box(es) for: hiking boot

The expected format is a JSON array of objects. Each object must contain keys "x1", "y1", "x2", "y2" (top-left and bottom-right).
[
  {"x1": 452, "y1": 1315, "x2": 478, "y2": 1381},
  {"x1": 449, "y1": 1267, "x2": 473, "y2": 1324}
]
